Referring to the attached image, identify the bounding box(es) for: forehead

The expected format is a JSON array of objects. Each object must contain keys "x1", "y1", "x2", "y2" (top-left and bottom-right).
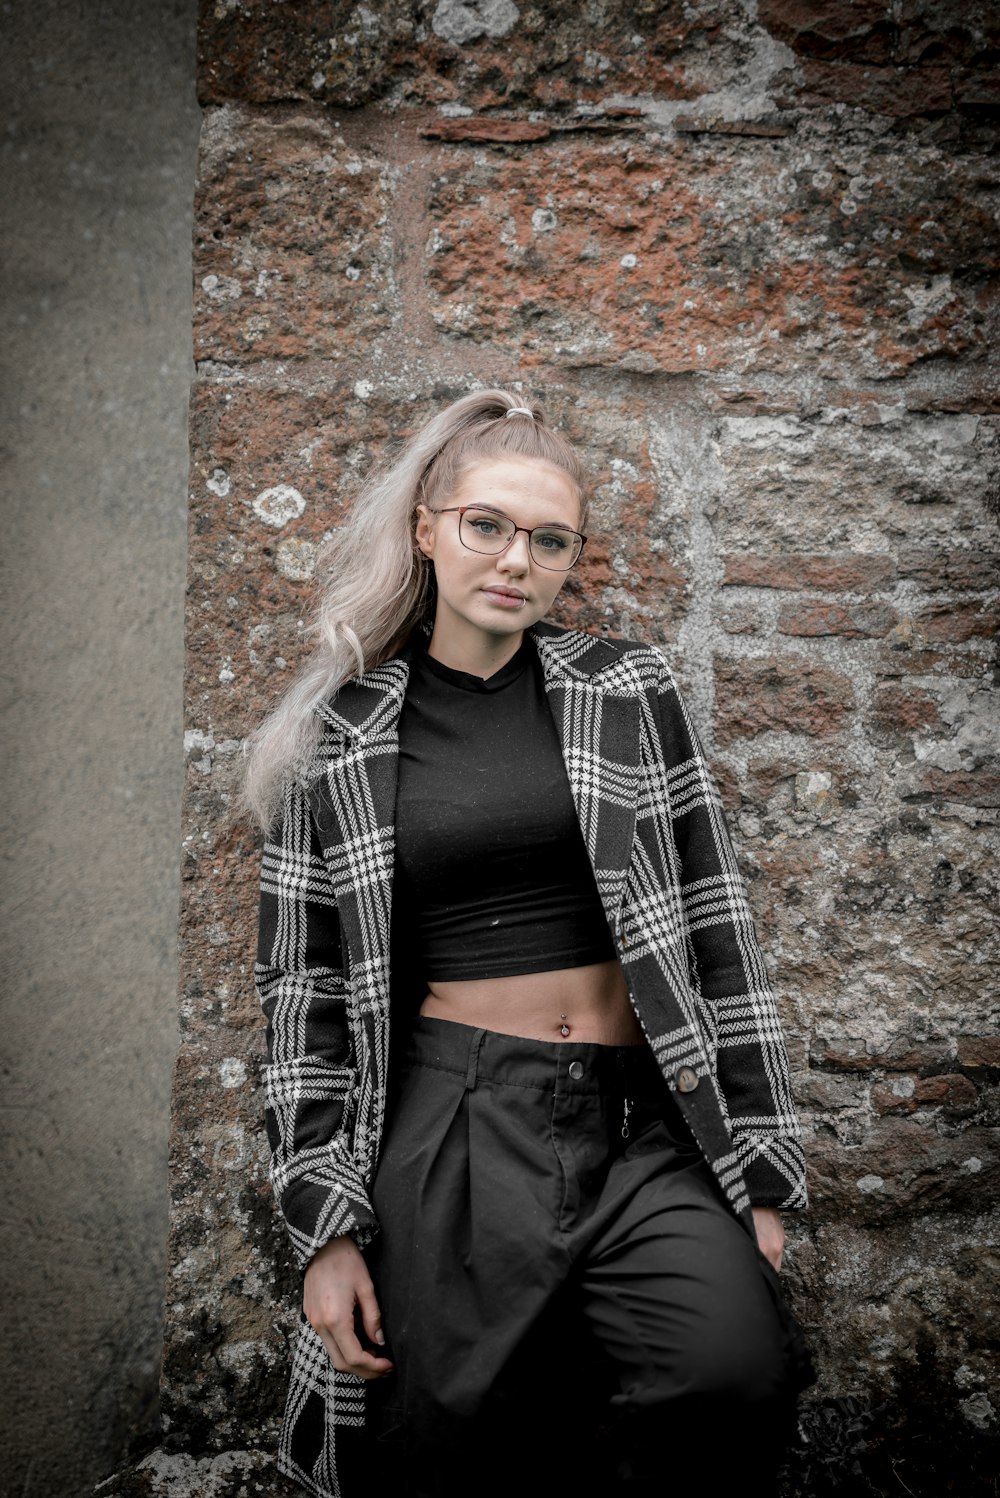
[{"x1": 452, "y1": 457, "x2": 581, "y2": 518}]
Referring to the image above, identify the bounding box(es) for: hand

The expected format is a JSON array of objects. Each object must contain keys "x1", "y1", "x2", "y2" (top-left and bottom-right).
[
  {"x1": 751, "y1": 1206, "x2": 785, "y2": 1273},
  {"x1": 303, "y1": 1235, "x2": 395, "y2": 1379}
]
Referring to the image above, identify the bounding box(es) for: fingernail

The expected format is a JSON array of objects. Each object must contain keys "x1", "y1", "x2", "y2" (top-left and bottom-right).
[{"x1": 375, "y1": 1330, "x2": 385, "y2": 1345}]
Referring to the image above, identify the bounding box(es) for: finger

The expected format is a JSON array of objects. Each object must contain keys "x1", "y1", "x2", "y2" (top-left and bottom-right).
[
  {"x1": 336, "y1": 1321, "x2": 396, "y2": 1379},
  {"x1": 351, "y1": 1350, "x2": 396, "y2": 1379},
  {"x1": 316, "y1": 1325, "x2": 394, "y2": 1379},
  {"x1": 356, "y1": 1281, "x2": 386, "y2": 1348}
]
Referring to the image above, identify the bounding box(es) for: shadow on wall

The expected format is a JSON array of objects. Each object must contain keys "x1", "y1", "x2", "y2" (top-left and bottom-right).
[{"x1": 1, "y1": 0, "x2": 200, "y2": 1496}]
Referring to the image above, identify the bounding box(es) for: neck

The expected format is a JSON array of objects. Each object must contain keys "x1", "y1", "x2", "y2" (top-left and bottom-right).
[{"x1": 426, "y1": 621, "x2": 525, "y2": 679}]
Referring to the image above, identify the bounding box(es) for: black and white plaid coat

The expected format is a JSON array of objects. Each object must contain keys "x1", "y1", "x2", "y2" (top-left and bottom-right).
[{"x1": 254, "y1": 620, "x2": 807, "y2": 1498}]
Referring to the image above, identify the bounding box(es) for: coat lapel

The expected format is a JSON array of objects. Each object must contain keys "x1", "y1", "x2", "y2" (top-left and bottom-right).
[
  {"x1": 306, "y1": 657, "x2": 410, "y2": 1173},
  {"x1": 531, "y1": 624, "x2": 641, "y2": 938},
  {"x1": 307, "y1": 657, "x2": 410, "y2": 982}
]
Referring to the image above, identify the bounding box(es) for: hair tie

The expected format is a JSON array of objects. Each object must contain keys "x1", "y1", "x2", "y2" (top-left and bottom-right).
[{"x1": 505, "y1": 407, "x2": 535, "y2": 419}]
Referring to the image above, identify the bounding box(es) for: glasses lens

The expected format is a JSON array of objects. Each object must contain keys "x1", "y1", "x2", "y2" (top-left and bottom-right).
[
  {"x1": 459, "y1": 508, "x2": 514, "y2": 553},
  {"x1": 529, "y1": 529, "x2": 582, "y2": 571}
]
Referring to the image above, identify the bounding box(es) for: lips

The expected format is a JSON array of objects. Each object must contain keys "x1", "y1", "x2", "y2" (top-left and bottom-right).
[{"x1": 482, "y1": 586, "x2": 527, "y2": 608}]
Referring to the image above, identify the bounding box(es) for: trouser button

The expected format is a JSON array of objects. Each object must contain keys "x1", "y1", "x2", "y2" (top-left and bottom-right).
[{"x1": 568, "y1": 1061, "x2": 584, "y2": 1081}]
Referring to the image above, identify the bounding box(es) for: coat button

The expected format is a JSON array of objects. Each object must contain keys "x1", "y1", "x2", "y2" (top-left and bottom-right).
[
  {"x1": 674, "y1": 1066, "x2": 699, "y2": 1093},
  {"x1": 568, "y1": 1061, "x2": 584, "y2": 1081}
]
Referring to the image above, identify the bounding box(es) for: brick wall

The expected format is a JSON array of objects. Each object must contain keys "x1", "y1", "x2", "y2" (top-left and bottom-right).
[{"x1": 103, "y1": 3, "x2": 1000, "y2": 1493}]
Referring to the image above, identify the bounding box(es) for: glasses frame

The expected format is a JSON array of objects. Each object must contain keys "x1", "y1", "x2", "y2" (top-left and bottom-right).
[{"x1": 432, "y1": 505, "x2": 587, "y2": 572}]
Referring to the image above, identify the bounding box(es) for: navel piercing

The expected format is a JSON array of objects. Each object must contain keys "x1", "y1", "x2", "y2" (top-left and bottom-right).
[{"x1": 559, "y1": 1013, "x2": 571, "y2": 1038}]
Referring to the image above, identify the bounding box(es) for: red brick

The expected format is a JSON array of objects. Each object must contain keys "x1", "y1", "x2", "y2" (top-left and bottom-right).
[
  {"x1": 761, "y1": 0, "x2": 1000, "y2": 70},
  {"x1": 193, "y1": 111, "x2": 395, "y2": 362},
  {"x1": 957, "y1": 1035, "x2": 1000, "y2": 1068},
  {"x1": 908, "y1": 768, "x2": 1000, "y2": 808},
  {"x1": 871, "y1": 1074, "x2": 919, "y2": 1114},
  {"x1": 196, "y1": 0, "x2": 738, "y2": 110},
  {"x1": 427, "y1": 140, "x2": 998, "y2": 379},
  {"x1": 897, "y1": 547, "x2": 1000, "y2": 592},
  {"x1": 759, "y1": 0, "x2": 897, "y2": 64},
  {"x1": 778, "y1": 600, "x2": 896, "y2": 637},
  {"x1": 875, "y1": 641, "x2": 974, "y2": 677},
  {"x1": 782, "y1": 60, "x2": 953, "y2": 116},
  {"x1": 895, "y1": 2, "x2": 1000, "y2": 67},
  {"x1": 185, "y1": 378, "x2": 403, "y2": 731},
  {"x1": 915, "y1": 600, "x2": 999, "y2": 642},
  {"x1": 810, "y1": 1038, "x2": 954, "y2": 1072},
  {"x1": 954, "y1": 68, "x2": 1000, "y2": 111},
  {"x1": 421, "y1": 119, "x2": 553, "y2": 143},
  {"x1": 870, "y1": 683, "x2": 945, "y2": 737},
  {"x1": 872, "y1": 1072, "x2": 978, "y2": 1115},
  {"x1": 806, "y1": 1120, "x2": 998, "y2": 1220},
  {"x1": 914, "y1": 1073, "x2": 980, "y2": 1110},
  {"x1": 723, "y1": 553, "x2": 897, "y2": 592},
  {"x1": 713, "y1": 654, "x2": 854, "y2": 743}
]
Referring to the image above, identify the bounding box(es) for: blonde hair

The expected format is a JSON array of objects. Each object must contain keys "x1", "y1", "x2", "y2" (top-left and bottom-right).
[{"x1": 236, "y1": 389, "x2": 588, "y2": 832}]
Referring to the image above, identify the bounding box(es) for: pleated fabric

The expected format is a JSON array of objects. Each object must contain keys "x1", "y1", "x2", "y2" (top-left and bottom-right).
[{"x1": 363, "y1": 1016, "x2": 813, "y2": 1498}]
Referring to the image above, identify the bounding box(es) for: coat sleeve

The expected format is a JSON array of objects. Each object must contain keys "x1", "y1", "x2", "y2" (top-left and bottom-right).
[
  {"x1": 254, "y1": 775, "x2": 379, "y2": 1271},
  {"x1": 649, "y1": 651, "x2": 808, "y2": 1211}
]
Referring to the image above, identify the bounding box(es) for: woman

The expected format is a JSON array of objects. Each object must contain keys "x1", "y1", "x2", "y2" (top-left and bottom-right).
[{"x1": 243, "y1": 390, "x2": 813, "y2": 1498}]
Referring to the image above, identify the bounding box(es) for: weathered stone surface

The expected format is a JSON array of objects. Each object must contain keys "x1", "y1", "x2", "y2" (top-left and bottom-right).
[
  {"x1": 714, "y1": 654, "x2": 855, "y2": 741},
  {"x1": 193, "y1": 107, "x2": 396, "y2": 362},
  {"x1": 897, "y1": 546, "x2": 1000, "y2": 591},
  {"x1": 915, "y1": 597, "x2": 999, "y2": 641},
  {"x1": 759, "y1": 0, "x2": 1000, "y2": 69},
  {"x1": 790, "y1": 1212, "x2": 1000, "y2": 1398},
  {"x1": 425, "y1": 136, "x2": 998, "y2": 380},
  {"x1": 196, "y1": 0, "x2": 771, "y2": 111},
  {"x1": 143, "y1": 4, "x2": 1000, "y2": 1493},
  {"x1": 806, "y1": 1120, "x2": 999, "y2": 1222},
  {"x1": 713, "y1": 410, "x2": 998, "y2": 551},
  {"x1": 778, "y1": 59, "x2": 953, "y2": 117},
  {"x1": 723, "y1": 552, "x2": 898, "y2": 591},
  {"x1": 869, "y1": 681, "x2": 945, "y2": 738},
  {"x1": 871, "y1": 1072, "x2": 979, "y2": 1116},
  {"x1": 95, "y1": 1448, "x2": 301, "y2": 1497},
  {"x1": 777, "y1": 599, "x2": 897, "y2": 636},
  {"x1": 419, "y1": 114, "x2": 647, "y2": 143}
]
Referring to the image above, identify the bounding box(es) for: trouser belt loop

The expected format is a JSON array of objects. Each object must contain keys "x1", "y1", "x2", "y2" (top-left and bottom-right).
[{"x1": 465, "y1": 1029, "x2": 486, "y2": 1092}]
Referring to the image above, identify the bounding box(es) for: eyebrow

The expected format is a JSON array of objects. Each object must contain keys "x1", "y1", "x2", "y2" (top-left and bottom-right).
[{"x1": 464, "y1": 502, "x2": 577, "y2": 531}]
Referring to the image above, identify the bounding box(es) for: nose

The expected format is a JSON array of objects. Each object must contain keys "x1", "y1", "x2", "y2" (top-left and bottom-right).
[{"x1": 496, "y1": 528, "x2": 532, "y2": 575}]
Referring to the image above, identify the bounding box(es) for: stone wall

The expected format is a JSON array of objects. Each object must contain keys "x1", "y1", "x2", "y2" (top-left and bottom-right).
[{"x1": 99, "y1": 3, "x2": 999, "y2": 1494}]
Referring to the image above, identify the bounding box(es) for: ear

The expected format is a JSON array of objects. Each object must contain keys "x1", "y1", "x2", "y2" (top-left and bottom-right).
[{"x1": 414, "y1": 503, "x2": 436, "y2": 559}]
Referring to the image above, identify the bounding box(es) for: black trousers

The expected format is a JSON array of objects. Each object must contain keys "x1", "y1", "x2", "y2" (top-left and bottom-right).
[{"x1": 364, "y1": 1017, "x2": 809, "y2": 1498}]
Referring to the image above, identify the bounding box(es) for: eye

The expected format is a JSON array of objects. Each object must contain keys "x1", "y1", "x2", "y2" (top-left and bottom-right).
[
  {"x1": 467, "y1": 515, "x2": 503, "y2": 537},
  {"x1": 533, "y1": 530, "x2": 572, "y2": 552}
]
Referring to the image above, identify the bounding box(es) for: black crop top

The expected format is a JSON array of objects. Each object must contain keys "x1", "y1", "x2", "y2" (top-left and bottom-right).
[{"x1": 393, "y1": 635, "x2": 617, "y2": 982}]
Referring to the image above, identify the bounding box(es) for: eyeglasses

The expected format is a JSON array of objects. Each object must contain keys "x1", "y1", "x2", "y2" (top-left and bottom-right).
[{"x1": 432, "y1": 505, "x2": 587, "y2": 572}]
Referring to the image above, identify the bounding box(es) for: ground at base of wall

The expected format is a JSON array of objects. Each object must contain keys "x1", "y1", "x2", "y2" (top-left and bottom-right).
[
  {"x1": 93, "y1": 1448, "x2": 301, "y2": 1498},
  {"x1": 94, "y1": 1403, "x2": 1000, "y2": 1498},
  {"x1": 782, "y1": 1396, "x2": 1000, "y2": 1498}
]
